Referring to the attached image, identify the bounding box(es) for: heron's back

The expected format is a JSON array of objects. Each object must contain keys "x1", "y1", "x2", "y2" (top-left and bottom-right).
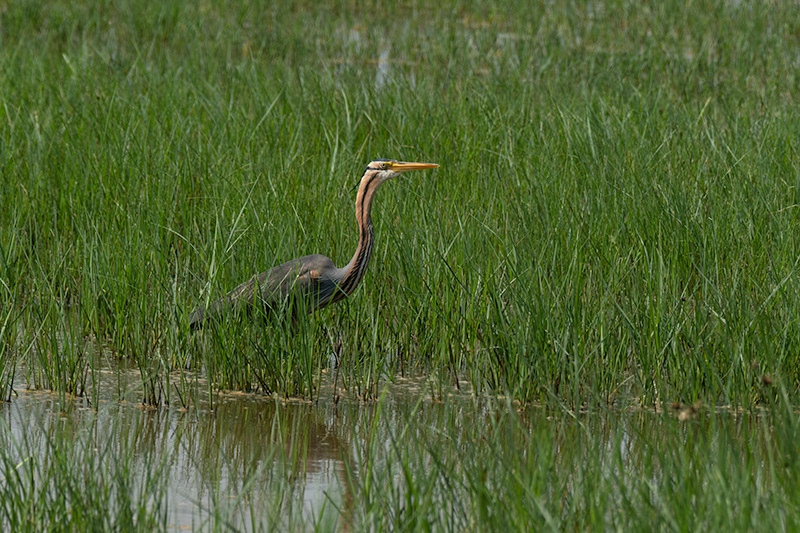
[{"x1": 188, "y1": 254, "x2": 340, "y2": 330}]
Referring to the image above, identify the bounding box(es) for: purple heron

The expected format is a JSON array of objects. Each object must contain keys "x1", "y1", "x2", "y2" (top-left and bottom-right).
[{"x1": 189, "y1": 159, "x2": 439, "y2": 329}]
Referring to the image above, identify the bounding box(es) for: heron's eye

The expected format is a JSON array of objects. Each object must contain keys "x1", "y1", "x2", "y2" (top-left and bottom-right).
[{"x1": 382, "y1": 162, "x2": 392, "y2": 170}]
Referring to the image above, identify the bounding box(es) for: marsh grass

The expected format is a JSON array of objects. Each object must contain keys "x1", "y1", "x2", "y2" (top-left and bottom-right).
[
  {"x1": 0, "y1": 416, "x2": 170, "y2": 530},
  {"x1": 1, "y1": 389, "x2": 349, "y2": 531},
  {"x1": 339, "y1": 387, "x2": 800, "y2": 531},
  {"x1": 2, "y1": 367, "x2": 800, "y2": 530},
  {"x1": 2, "y1": 0, "x2": 800, "y2": 408},
  {"x1": 0, "y1": 308, "x2": 15, "y2": 403}
]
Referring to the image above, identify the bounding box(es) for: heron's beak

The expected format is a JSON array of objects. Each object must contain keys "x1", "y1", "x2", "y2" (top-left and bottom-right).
[{"x1": 391, "y1": 161, "x2": 440, "y2": 173}]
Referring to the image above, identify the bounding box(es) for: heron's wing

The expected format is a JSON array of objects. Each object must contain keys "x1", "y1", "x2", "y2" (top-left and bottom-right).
[
  {"x1": 189, "y1": 254, "x2": 340, "y2": 329},
  {"x1": 256, "y1": 254, "x2": 339, "y2": 310}
]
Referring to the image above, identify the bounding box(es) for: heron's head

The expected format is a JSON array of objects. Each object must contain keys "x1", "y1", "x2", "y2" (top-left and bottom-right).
[{"x1": 364, "y1": 159, "x2": 439, "y2": 186}]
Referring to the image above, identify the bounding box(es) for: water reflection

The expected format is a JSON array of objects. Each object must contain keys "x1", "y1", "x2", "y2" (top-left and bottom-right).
[
  {"x1": 0, "y1": 371, "x2": 465, "y2": 529},
  {"x1": 0, "y1": 372, "x2": 782, "y2": 530},
  {"x1": 2, "y1": 380, "x2": 356, "y2": 529}
]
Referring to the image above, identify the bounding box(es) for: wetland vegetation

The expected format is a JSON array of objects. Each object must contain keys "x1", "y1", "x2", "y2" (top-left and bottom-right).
[{"x1": 2, "y1": 0, "x2": 800, "y2": 529}]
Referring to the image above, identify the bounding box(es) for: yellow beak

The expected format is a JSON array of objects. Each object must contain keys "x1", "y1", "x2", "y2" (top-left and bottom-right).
[{"x1": 390, "y1": 161, "x2": 440, "y2": 172}]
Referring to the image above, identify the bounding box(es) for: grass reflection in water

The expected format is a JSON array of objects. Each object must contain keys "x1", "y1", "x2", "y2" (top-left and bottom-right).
[{"x1": 2, "y1": 375, "x2": 798, "y2": 531}]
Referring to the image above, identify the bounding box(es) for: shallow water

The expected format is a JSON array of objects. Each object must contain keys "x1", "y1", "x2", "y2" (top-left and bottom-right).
[
  {"x1": 1, "y1": 368, "x2": 481, "y2": 529},
  {"x1": 3, "y1": 389, "x2": 340, "y2": 528},
  {"x1": 0, "y1": 366, "x2": 778, "y2": 530}
]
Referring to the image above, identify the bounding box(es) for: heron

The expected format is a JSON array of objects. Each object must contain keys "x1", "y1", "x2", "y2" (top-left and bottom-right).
[{"x1": 189, "y1": 159, "x2": 439, "y2": 330}]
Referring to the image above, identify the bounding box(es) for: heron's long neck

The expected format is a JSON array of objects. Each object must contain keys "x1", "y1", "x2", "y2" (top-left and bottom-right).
[{"x1": 339, "y1": 174, "x2": 381, "y2": 295}]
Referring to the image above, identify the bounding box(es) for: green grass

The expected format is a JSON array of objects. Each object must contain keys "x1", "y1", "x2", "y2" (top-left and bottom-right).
[
  {"x1": 2, "y1": 0, "x2": 800, "y2": 526},
  {"x1": 4, "y1": 0, "x2": 799, "y2": 406},
  {"x1": 344, "y1": 393, "x2": 800, "y2": 531},
  {"x1": 3, "y1": 385, "x2": 799, "y2": 531},
  {"x1": 0, "y1": 410, "x2": 170, "y2": 530}
]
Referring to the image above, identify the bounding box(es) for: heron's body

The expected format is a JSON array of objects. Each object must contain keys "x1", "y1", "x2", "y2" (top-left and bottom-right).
[{"x1": 189, "y1": 159, "x2": 438, "y2": 330}]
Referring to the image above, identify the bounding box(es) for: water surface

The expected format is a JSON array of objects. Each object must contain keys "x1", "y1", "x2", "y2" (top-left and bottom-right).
[{"x1": 0, "y1": 368, "x2": 776, "y2": 530}]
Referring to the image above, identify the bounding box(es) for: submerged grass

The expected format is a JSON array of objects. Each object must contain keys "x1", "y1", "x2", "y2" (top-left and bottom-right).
[
  {"x1": 0, "y1": 414, "x2": 170, "y2": 530},
  {"x1": 3, "y1": 383, "x2": 799, "y2": 531},
  {"x1": 345, "y1": 398, "x2": 800, "y2": 531},
  {"x1": 2, "y1": 1, "x2": 800, "y2": 406}
]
